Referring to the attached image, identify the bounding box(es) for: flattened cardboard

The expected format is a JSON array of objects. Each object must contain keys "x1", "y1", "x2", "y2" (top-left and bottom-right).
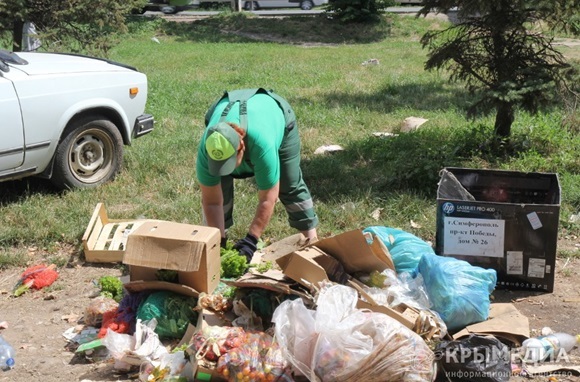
[
  {"x1": 224, "y1": 271, "x2": 312, "y2": 300},
  {"x1": 453, "y1": 303, "x2": 530, "y2": 346},
  {"x1": 314, "y1": 229, "x2": 391, "y2": 274},
  {"x1": 261, "y1": 233, "x2": 312, "y2": 263},
  {"x1": 124, "y1": 221, "x2": 221, "y2": 294},
  {"x1": 276, "y1": 230, "x2": 416, "y2": 331}
]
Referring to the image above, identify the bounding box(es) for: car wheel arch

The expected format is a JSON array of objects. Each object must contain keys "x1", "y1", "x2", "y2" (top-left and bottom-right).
[
  {"x1": 43, "y1": 110, "x2": 127, "y2": 182},
  {"x1": 50, "y1": 115, "x2": 124, "y2": 190},
  {"x1": 63, "y1": 108, "x2": 129, "y2": 146}
]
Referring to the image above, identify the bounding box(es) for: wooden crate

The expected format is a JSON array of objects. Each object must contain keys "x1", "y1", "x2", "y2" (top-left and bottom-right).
[{"x1": 82, "y1": 203, "x2": 156, "y2": 263}]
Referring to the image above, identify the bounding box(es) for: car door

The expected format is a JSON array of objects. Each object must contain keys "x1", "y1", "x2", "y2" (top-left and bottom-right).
[{"x1": 0, "y1": 76, "x2": 25, "y2": 171}]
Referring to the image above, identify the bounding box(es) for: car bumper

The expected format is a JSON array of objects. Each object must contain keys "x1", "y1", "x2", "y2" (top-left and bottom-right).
[{"x1": 133, "y1": 114, "x2": 155, "y2": 138}]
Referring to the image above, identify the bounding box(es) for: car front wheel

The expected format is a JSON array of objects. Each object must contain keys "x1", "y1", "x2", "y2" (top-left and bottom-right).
[
  {"x1": 51, "y1": 117, "x2": 123, "y2": 190},
  {"x1": 300, "y1": 0, "x2": 314, "y2": 9},
  {"x1": 243, "y1": 1, "x2": 259, "y2": 10}
]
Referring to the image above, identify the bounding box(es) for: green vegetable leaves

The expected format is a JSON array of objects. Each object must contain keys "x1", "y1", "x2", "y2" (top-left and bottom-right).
[
  {"x1": 98, "y1": 276, "x2": 123, "y2": 302},
  {"x1": 220, "y1": 243, "x2": 248, "y2": 279}
]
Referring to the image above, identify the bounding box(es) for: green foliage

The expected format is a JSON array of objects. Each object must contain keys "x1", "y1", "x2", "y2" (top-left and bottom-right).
[
  {"x1": 220, "y1": 243, "x2": 248, "y2": 279},
  {"x1": 0, "y1": 0, "x2": 148, "y2": 54},
  {"x1": 98, "y1": 276, "x2": 124, "y2": 302},
  {"x1": 252, "y1": 261, "x2": 273, "y2": 273},
  {"x1": 326, "y1": 0, "x2": 395, "y2": 22},
  {"x1": 419, "y1": 0, "x2": 578, "y2": 137}
]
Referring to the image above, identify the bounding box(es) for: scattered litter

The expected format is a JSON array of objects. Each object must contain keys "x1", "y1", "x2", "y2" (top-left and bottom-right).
[
  {"x1": 341, "y1": 201, "x2": 356, "y2": 212},
  {"x1": 0, "y1": 321, "x2": 7, "y2": 329},
  {"x1": 400, "y1": 116, "x2": 428, "y2": 132},
  {"x1": 372, "y1": 131, "x2": 399, "y2": 138},
  {"x1": 101, "y1": 319, "x2": 168, "y2": 371},
  {"x1": 151, "y1": 37, "x2": 160, "y2": 44},
  {"x1": 13, "y1": 264, "x2": 58, "y2": 296},
  {"x1": 61, "y1": 313, "x2": 81, "y2": 323},
  {"x1": 569, "y1": 213, "x2": 579, "y2": 223},
  {"x1": 436, "y1": 335, "x2": 511, "y2": 382},
  {"x1": 62, "y1": 326, "x2": 100, "y2": 345},
  {"x1": 84, "y1": 296, "x2": 119, "y2": 327},
  {"x1": 361, "y1": 58, "x2": 380, "y2": 65},
  {"x1": 273, "y1": 284, "x2": 435, "y2": 381},
  {"x1": 410, "y1": 220, "x2": 421, "y2": 229},
  {"x1": 314, "y1": 144, "x2": 344, "y2": 155},
  {"x1": 370, "y1": 208, "x2": 383, "y2": 220}
]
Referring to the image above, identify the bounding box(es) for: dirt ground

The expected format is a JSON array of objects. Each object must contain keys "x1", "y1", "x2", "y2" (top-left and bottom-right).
[{"x1": 0, "y1": 237, "x2": 579, "y2": 382}]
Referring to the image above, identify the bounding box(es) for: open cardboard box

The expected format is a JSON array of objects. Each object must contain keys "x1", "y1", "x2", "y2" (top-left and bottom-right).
[
  {"x1": 123, "y1": 221, "x2": 221, "y2": 294},
  {"x1": 275, "y1": 229, "x2": 418, "y2": 330}
]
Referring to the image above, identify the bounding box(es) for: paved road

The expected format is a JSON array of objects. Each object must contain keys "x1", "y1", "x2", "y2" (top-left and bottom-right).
[{"x1": 144, "y1": 6, "x2": 425, "y2": 17}]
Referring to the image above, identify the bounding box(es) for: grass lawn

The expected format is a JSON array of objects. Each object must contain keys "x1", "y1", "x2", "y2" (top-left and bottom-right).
[{"x1": 0, "y1": 12, "x2": 578, "y2": 266}]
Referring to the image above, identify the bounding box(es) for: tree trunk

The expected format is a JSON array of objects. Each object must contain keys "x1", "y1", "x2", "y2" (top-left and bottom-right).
[
  {"x1": 494, "y1": 102, "x2": 514, "y2": 138},
  {"x1": 13, "y1": 19, "x2": 24, "y2": 52}
]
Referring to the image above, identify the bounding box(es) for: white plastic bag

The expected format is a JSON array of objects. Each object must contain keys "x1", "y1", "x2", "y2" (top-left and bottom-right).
[{"x1": 272, "y1": 284, "x2": 435, "y2": 382}]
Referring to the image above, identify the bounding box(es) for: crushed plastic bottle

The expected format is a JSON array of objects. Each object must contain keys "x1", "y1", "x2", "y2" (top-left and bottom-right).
[
  {"x1": 0, "y1": 335, "x2": 15, "y2": 370},
  {"x1": 521, "y1": 332, "x2": 580, "y2": 363}
]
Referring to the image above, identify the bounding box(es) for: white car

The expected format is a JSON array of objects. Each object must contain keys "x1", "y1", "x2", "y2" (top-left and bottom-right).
[
  {"x1": 243, "y1": 0, "x2": 327, "y2": 10},
  {"x1": 0, "y1": 50, "x2": 154, "y2": 190}
]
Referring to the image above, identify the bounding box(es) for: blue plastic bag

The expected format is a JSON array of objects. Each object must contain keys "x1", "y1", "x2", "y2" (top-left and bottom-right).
[
  {"x1": 418, "y1": 254, "x2": 497, "y2": 331},
  {"x1": 363, "y1": 226, "x2": 435, "y2": 276}
]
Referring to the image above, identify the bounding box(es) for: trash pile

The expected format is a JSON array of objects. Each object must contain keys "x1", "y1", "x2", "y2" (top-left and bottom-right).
[
  {"x1": 54, "y1": 208, "x2": 580, "y2": 382},
  {"x1": 3, "y1": 200, "x2": 578, "y2": 381}
]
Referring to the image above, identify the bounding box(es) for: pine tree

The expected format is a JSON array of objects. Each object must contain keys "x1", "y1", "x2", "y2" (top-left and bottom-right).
[{"x1": 418, "y1": 0, "x2": 579, "y2": 138}]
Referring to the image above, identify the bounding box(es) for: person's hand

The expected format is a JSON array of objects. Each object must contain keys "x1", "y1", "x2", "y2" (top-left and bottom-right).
[{"x1": 233, "y1": 233, "x2": 258, "y2": 263}]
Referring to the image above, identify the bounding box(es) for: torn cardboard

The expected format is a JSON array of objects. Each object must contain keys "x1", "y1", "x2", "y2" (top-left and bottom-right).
[
  {"x1": 276, "y1": 230, "x2": 417, "y2": 331},
  {"x1": 314, "y1": 229, "x2": 394, "y2": 274},
  {"x1": 453, "y1": 303, "x2": 530, "y2": 346},
  {"x1": 349, "y1": 280, "x2": 418, "y2": 330},
  {"x1": 124, "y1": 280, "x2": 200, "y2": 298},
  {"x1": 224, "y1": 270, "x2": 312, "y2": 300},
  {"x1": 123, "y1": 221, "x2": 221, "y2": 294}
]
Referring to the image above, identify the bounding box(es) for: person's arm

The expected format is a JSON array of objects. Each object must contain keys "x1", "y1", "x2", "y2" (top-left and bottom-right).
[
  {"x1": 200, "y1": 184, "x2": 226, "y2": 238},
  {"x1": 248, "y1": 182, "x2": 280, "y2": 239}
]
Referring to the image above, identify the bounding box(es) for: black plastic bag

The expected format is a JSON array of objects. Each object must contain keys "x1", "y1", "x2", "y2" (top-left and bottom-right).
[{"x1": 435, "y1": 334, "x2": 511, "y2": 382}]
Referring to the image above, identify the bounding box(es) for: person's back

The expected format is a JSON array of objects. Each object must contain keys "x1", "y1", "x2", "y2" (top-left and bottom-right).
[{"x1": 196, "y1": 88, "x2": 318, "y2": 261}]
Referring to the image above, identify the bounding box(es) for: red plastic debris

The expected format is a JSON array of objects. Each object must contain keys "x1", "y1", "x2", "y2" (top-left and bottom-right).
[{"x1": 20, "y1": 264, "x2": 59, "y2": 289}]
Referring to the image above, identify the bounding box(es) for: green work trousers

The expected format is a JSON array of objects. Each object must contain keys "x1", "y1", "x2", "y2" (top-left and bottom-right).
[{"x1": 221, "y1": 124, "x2": 318, "y2": 232}]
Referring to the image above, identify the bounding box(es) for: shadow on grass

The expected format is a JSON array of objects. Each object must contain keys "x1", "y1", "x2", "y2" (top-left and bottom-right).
[
  {"x1": 302, "y1": 123, "x2": 500, "y2": 203},
  {"x1": 296, "y1": 82, "x2": 474, "y2": 114},
  {"x1": 158, "y1": 13, "x2": 392, "y2": 44},
  {"x1": 0, "y1": 178, "x2": 60, "y2": 205}
]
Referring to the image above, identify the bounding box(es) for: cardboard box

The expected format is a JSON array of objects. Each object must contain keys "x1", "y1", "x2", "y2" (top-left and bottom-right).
[
  {"x1": 436, "y1": 167, "x2": 561, "y2": 292},
  {"x1": 82, "y1": 203, "x2": 160, "y2": 263},
  {"x1": 276, "y1": 229, "x2": 418, "y2": 329},
  {"x1": 123, "y1": 221, "x2": 221, "y2": 294}
]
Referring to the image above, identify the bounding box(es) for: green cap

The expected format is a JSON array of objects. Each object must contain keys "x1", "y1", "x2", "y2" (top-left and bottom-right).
[{"x1": 205, "y1": 122, "x2": 240, "y2": 176}]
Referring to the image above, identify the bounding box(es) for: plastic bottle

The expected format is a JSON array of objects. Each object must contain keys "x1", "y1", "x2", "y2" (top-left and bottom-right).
[
  {"x1": 0, "y1": 335, "x2": 15, "y2": 370},
  {"x1": 522, "y1": 333, "x2": 580, "y2": 362}
]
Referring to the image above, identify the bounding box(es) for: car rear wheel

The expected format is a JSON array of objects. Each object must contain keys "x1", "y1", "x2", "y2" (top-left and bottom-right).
[
  {"x1": 51, "y1": 117, "x2": 123, "y2": 190},
  {"x1": 300, "y1": 0, "x2": 314, "y2": 9}
]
